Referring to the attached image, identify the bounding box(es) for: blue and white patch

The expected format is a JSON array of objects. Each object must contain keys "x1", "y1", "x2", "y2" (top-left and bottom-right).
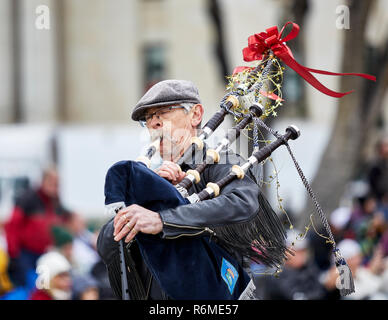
[{"x1": 221, "y1": 257, "x2": 239, "y2": 294}]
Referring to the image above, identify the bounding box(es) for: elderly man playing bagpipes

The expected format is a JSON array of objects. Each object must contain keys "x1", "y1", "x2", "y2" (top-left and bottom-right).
[
  {"x1": 97, "y1": 22, "x2": 376, "y2": 300},
  {"x1": 97, "y1": 76, "x2": 292, "y2": 300}
]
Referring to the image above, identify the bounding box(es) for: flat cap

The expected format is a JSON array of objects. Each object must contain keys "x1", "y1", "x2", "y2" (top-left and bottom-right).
[{"x1": 131, "y1": 79, "x2": 201, "y2": 121}]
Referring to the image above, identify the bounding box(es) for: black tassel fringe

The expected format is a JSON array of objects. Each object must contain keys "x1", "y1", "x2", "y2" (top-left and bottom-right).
[
  {"x1": 335, "y1": 256, "x2": 355, "y2": 296},
  {"x1": 212, "y1": 192, "x2": 291, "y2": 268}
]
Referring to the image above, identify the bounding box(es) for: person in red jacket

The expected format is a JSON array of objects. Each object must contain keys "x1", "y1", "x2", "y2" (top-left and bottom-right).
[{"x1": 5, "y1": 167, "x2": 72, "y2": 288}]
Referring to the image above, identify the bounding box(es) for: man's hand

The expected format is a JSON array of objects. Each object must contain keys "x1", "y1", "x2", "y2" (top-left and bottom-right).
[
  {"x1": 113, "y1": 204, "x2": 163, "y2": 243},
  {"x1": 155, "y1": 161, "x2": 186, "y2": 185}
]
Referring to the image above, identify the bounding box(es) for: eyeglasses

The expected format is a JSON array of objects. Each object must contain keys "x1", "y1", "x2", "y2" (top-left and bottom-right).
[{"x1": 139, "y1": 106, "x2": 188, "y2": 127}]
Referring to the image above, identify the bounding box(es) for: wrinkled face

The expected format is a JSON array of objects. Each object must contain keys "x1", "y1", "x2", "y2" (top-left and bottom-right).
[
  {"x1": 51, "y1": 272, "x2": 72, "y2": 292},
  {"x1": 144, "y1": 104, "x2": 203, "y2": 162}
]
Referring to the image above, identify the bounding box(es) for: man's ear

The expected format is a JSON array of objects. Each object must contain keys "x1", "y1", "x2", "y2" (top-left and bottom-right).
[{"x1": 191, "y1": 104, "x2": 203, "y2": 128}]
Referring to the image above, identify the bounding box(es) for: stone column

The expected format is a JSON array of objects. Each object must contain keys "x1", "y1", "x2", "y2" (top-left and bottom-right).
[
  {"x1": 18, "y1": 0, "x2": 60, "y2": 123},
  {"x1": 0, "y1": 0, "x2": 13, "y2": 123},
  {"x1": 63, "y1": 0, "x2": 141, "y2": 124}
]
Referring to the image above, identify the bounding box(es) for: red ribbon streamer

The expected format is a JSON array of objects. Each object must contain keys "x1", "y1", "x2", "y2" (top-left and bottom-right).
[
  {"x1": 241, "y1": 21, "x2": 376, "y2": 98},
  {"x1": 259, "y1": 90, "x2": 283, "y2": 102}
]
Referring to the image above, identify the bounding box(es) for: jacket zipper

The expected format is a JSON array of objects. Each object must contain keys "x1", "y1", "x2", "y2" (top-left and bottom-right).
[{"x1": 163, "y1": 222, "x2": 215, "y2": 239}]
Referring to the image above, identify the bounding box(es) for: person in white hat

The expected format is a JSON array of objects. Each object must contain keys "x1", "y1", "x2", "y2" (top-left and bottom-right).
[
  {"x1": 29, "y1": 251, "x2": 72, "y2": 300},
  {"x1": 330, "y1": 207, "x2": 352, "y2": 232}
]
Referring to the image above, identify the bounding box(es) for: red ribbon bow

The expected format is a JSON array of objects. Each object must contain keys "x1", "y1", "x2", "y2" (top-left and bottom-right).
[{"x1": 240, "y1": 22, "x2": 376, "y2": 98}]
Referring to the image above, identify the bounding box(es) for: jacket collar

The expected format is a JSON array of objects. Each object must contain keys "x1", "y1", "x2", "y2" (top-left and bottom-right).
[{"x1": 180, "y1": 143, "x2": 208, "y2": 170}]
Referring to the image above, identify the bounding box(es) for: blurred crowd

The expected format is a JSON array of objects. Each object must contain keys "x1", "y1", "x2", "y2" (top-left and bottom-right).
[
  {"x1": 0, "y1": 136, "x2": 387, "y2": 300},
  {"x1": 0, "y1": 168, "x2": 115, "y2": 300},
  {"x1": 253, "y1": 136, "x2": 388, "y2": 300}
]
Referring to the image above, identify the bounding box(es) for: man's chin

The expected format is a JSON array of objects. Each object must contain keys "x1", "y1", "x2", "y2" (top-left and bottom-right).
[{"x1": 160, "y1": 148, "x2": 180, "y2": 162}]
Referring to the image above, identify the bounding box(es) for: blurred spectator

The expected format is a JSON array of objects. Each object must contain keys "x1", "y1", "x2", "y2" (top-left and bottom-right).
[
  {"x1": 0, "y1": 222, "x2": 13, "y2": 296},
  {"x1": 350, "y1": 194, "x2": 387, "y2": 264},
  {"x1": 90, "y1": 258, "x2": 116, "y2": 300},
  {"x1": 309, "y1": 206, "x2": 354, "y2": 272},
  {"x1": 30, "y1": 251, "x2": 72, "y2": 300},
  {"x1": 379, "y1": 193, "x2": 388, "y2": 225},
  {"x1": 52, "y1": 217, "x2": 114, "y2": 299},
  {"x1": 367, "y1": 136, "x2": 388, "y2": 202},
  {"x1": 332, "y1": 239, "x2": 388, "y2": 300},
  {"x1": 71, "y1": 274, "x2": 99, "y2": 300},
  {"x1": 359, "y1": 214, "x2": 386, "y2": 263},
  {"x1": 380, "y1": 231, "x2": 388, "y2": 257},
  {"x1": 50, "y1": 225, "x2": 74, "y2": 264},
  {"x1": 0, "y1": 247, "x2": 13, "y2": 296},
  {"x1": 329, "y1": 207, "x2": 354, "y2": 240},
  {"x1": 349, "y1": 193, "x2": 378, "y2": 229},
  {"x1": 63, "y1": 213, "x2": 99, "y2": 276},
  {"x1": 4, "y1": 167, "x2": 72, "y2": 288},
  {"x1": 259, "y1": 229, "x2": 338, "y2": 300},
  {"x1": 0, "y1": 222, "x2": 7, "y2": 253}
]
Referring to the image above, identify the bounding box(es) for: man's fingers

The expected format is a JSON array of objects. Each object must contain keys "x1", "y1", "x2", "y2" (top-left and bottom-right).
[
  {"x1": 158, "y1": 168, "x2": 186, "y2": 184},
  {"x1": 113, "y1": 207, "x2": 130, "y2": 227},
  {"x1": 114, "y1": 216, "x2": 136, "y2": 241},
  {"x1": 169, "y1": 163, "x2": 183, "y2": 177},
  {"x1": 161, "y1": 160, "x2": 175, "y2": 167},
  {"x1": 124, "y1": 226, "x2": 139, "y2": 243},
  {"x1": 114, "y1": 210, "x2": 133, "y2": 236},
  {"x1": 158, "y1": 169, "x2": 176, "y2": 182},
  {"x1": 159, "y1": 162, "x2": 182, "y2": 178},
  {"x1": 170, "y1": 171, "x2": 187, "y2": 184},
  {"x1": 114, "y1": 207, "x2": 163, "y2": 242},
  {"x1": 113, "y1": 213, "x2": 126, "y2": 236},
  {"x1": 177, "y1": 171, "x2": 187, "y2": 182},
  {"x1": 160, "y1": 165, "x2": 179, "y2": 179}
]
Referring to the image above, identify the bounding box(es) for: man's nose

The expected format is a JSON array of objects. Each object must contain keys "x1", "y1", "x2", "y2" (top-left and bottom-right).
[{"x1": 148, "y1": 115, "x2": 162, "y2": 129}]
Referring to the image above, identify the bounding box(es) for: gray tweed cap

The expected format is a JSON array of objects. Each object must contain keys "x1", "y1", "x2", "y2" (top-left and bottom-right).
[{"x1": 131, "y1": 79, "x2": 201, "y2": 121}]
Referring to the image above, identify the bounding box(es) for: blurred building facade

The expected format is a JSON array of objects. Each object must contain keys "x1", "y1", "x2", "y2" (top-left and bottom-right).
[{"x1": 0, "y1": 0, "x2": 228, "y2": 124}]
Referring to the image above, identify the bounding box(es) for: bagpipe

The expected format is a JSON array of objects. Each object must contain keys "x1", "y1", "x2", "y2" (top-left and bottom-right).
[
  {"x1": 101, "y1": 56, "x2": 286, "y2": 300},
  {"x1": 99, "y1": 22, "x2": 376, "y2": 300}
]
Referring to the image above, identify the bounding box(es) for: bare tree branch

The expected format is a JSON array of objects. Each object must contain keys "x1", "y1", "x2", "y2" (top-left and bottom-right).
[{"x1": 299, "y1": 0, "x2": 377, "y2": 227}]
